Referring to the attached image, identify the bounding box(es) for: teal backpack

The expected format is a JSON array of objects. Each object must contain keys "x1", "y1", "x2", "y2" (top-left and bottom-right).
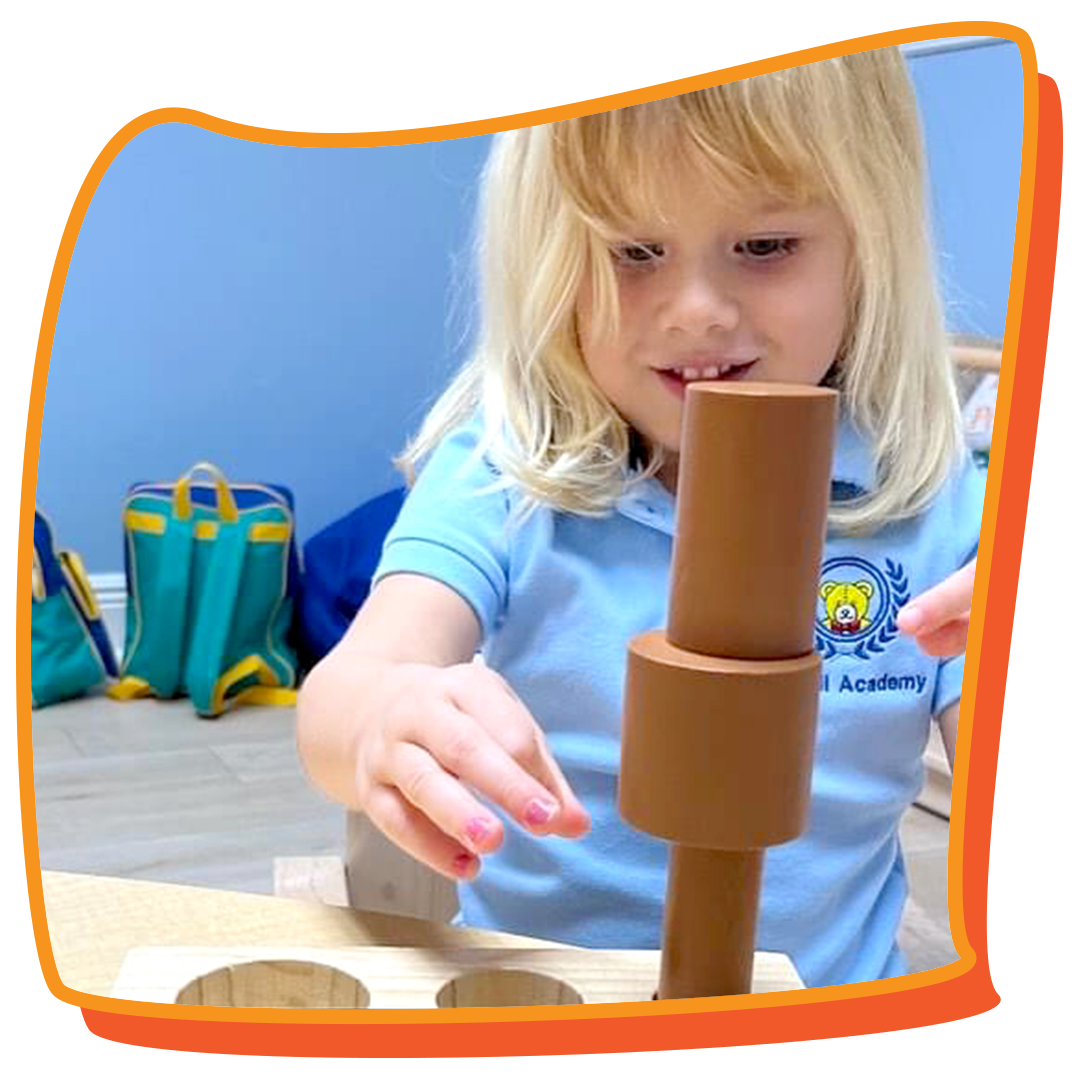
[
  {"x1": 110, "y1": 463, "x2": 300, "y2": 717},
  {"x1": 31, "y1": 509, "x2": 118, "y2": 707}
]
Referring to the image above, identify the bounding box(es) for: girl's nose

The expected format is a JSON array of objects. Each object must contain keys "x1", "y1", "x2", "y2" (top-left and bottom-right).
[{"x1": 661, "y1": 270, "x2": 739, "y2": 336}]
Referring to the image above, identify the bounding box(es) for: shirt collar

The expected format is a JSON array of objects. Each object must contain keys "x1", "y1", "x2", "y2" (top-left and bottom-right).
[
  {"x1": 615, "y1": 475, "x2": 677, "y2": 534},
  {"x1": 615, "y1": 411, "x2": 876, "y2": 536}
]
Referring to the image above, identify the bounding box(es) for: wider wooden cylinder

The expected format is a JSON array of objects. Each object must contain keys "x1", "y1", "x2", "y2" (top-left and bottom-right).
[{"x1": 621, "y1": 634, "x2": 820, "y2": 850}]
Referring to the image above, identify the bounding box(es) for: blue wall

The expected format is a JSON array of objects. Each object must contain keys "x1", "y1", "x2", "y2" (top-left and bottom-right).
[
  {"x1": 36, "y1": 40, "x2": 1023, "y2": 572},
  {"x1": 909, "y1": 40, "x2": 1024, "y2": 340},
  {"x1": 38, "y1": 128, "x2": 492, "y2": 570}
]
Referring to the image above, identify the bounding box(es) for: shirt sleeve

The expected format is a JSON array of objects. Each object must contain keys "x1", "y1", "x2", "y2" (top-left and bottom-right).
[
  {"x1": 932, "y1": 455, "x2": 988, "y2": 715},
  {"x1": 372, "y1": 419, "x2": 512, "y2": 640}
]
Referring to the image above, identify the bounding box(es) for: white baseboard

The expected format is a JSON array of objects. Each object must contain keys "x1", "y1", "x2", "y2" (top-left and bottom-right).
[
  {"x1": 90, "y1": 572, "x2": 126, "y2": 660},
  {"x1": 91, "y1": 571, "x2": 127, "y2": 609}
]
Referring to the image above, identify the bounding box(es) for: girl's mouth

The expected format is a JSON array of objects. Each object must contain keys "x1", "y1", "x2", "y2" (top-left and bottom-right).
[{"x1": 656, "y1": 360, "x2": 758, "y2": 395}]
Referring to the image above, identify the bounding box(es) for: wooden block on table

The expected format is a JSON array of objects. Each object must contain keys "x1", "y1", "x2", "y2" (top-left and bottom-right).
[
  {"x1": 345, "y1": 811, "x2": 459, "y2": 922},
  {"x1": 273, "y1": 856, "x2": 350, "y2": 907},
  {"x1": 111, "y1": 945, "x2": 803, "y2": 1008}
]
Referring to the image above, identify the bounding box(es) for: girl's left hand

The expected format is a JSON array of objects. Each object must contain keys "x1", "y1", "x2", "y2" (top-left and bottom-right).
[{"x1": 896, "y1": 559, "x2": 977, "y2": 657}]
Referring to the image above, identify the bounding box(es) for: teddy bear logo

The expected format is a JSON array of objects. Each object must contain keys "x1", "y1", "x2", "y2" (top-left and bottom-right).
[
  {"x1": 815, "y1": 556, "x2": 909, "y2": 661},
  {"x1": 819, "y1": 580, "x2": 875, "y2": 635}
]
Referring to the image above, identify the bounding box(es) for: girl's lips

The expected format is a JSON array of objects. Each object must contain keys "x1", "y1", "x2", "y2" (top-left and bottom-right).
[{"x1": 657, "y1": 361, "x2": 758, "y2": 395}]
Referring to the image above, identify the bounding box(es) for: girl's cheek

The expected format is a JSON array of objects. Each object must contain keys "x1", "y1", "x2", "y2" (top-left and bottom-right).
[{"x1": 615, "y1": 269, "x2": 656, "y2": 300}]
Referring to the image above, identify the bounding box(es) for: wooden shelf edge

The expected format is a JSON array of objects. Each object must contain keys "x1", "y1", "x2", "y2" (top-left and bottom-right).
[{"x1": 951, "y1": 344, "x2": 1002, "y2": 372}]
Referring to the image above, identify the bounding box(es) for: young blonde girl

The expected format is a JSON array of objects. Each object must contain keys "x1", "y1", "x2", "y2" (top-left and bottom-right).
[{"x1": 298, "y1": 46, "x2": 984, "y2": 989}]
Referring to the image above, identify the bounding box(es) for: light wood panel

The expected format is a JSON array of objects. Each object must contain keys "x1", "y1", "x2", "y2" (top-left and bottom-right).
[
  {"x1": 42, "y1": 871, "x2": 537, "y2": 999},
  {"x1": 112, "y1": 945, "x2": 802, "y2": 1008},
  {"x1": 952, "y1": 343, "x2": 1002, "y2": 372}
]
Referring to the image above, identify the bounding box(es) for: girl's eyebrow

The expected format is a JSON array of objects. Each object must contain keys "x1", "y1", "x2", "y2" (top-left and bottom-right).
[
  {"x1": 745, "y1": 202, "x2": 813, "y2": 218},
  {"x1": 755, "y1": 198, "x2": 794, "y2": 213},
  {"x1": 733, "y1": 191, "x2": 822, "y2": 213}
]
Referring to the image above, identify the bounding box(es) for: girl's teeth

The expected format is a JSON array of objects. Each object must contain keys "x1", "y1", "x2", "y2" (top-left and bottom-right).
[{"x1": 669, "y1": 363, "x2": 752, "y2": 382}]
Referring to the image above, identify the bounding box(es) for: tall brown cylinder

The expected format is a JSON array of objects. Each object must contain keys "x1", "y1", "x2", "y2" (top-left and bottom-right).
[
  {"x1": 619, "y1": 381, "x2": 837, "y2": 999},
  {"x1": 659, "y1": 848, "x2": 762, "y2": 999},
  {"x1": 668, "y1": 384, "x2": 838, "y2": 660}
]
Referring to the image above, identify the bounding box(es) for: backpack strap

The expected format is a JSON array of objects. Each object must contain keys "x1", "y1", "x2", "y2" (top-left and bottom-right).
[
  {"x1": 108, "y1": 675, "x2": 154, "y2": 701},
  {"x1": 31, "y1": 548, "x2": 46, "y2": 602},
  {"x1": 208, "y1": 655, "x2": 298, "y2": 716},
  {"x1": 33, "y1": 510, "x2": 64, "y2": 595},
  {"x1": 186, "y1": 518, "x2": 299, "y2": 716},
  {"x1": 59, "y1": 549, "x2": 118, "y2": 678},
  {"x1": 113, "y1": 503, "x2": 197, "y2": 699},
  {"x1": 184, "y1": 517, "x2": 247, "y2": 716}
]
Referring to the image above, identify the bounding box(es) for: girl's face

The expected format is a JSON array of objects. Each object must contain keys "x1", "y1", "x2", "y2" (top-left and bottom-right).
[{"x1": 577, "y1": 168, "x2": 851, "y2": 484}]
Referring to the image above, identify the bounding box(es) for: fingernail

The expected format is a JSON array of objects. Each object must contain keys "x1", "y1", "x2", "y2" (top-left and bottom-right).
[
  {"x1": 452, "y1": 853, "x2": 478, "y2": 879},
  {"x1": 524, "y1": 798, "x2": 557, "y2": 827},
  {"x1": 465, "y1": 817, "x2": 493, "y2": 847},
  {"x1": 897, "y1": 605, "x2": 922, "y2": 631}
]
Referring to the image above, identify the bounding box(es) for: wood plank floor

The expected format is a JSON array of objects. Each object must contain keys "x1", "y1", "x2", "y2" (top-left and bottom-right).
[{"x1": 29, "y1": 692, "x2": 957, "y2": 976}]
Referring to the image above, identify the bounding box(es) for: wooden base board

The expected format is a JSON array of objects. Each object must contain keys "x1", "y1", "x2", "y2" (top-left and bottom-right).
[{"x1": 112, "y1": 945, "x2": 803, "y2": 1008}]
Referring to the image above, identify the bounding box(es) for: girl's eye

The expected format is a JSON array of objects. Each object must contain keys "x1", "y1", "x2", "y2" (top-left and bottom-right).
[
  {"x1": 611, "y1": 242, "x2": 665, "y2": 266},
  {"x1": 735, "y1": 237, "x2": 800, "y2": 260}
]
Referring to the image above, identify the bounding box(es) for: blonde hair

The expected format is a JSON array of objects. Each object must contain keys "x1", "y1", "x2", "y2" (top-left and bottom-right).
[{"x1": 400, "y1": 47, "x2": 965, "y2": 533}]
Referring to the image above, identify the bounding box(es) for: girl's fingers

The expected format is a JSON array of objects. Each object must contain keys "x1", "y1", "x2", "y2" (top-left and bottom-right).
[
  {"x1": 373, "y1": 663, "x2": 591, "y2": 850},
  {"x1": 915, "y1": 618, "x2": 970, "y2": 658},
  {"x1": 447, "y1": 671, "x2": 591, "y2": 838},
  {"x1": 898, "y1": 560, "x2": 976, "y2": 636},
  {"x1": 382, "y1": 740, "x2": 505, "y2": 857},
  {"x1": 417, "y1": 706, "x2": 569, "y2": 837},
  {"x1": 364, "y1": 782, "x2": 481, "y2": 882},
  {"x1": 531, "y1": 738, "x2": 591, "y2": 837}
]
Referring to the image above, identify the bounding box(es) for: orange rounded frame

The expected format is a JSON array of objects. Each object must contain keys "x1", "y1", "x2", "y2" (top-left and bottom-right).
[{"x1": 17, "y1": 21, "x2": 1061, "y2": 1057}]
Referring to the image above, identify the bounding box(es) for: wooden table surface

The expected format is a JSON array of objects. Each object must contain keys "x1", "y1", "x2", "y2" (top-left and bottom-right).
[{"x1": 41, "y1": 870, "x2": 545, "y2": 1000}]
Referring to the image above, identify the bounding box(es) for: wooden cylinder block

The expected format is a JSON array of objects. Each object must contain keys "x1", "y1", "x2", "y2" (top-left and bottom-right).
[
  {"x1": 667, "y1": 383, "x2": 837, "y2": 660},
  {"x1": 659, "y1": 847, "x2": 763, "y2": 999},
  {"x1": 620, "y1": 631, "x2": 820, "y2": 850}
]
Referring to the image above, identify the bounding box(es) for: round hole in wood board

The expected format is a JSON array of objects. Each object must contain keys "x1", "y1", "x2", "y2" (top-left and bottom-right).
[
  {"x1": 176, "y1": 960, "x2": 370, "y2": 1009},
  {"x1": 436, "y1": 969, "x2": 583, "y2": 1008}
]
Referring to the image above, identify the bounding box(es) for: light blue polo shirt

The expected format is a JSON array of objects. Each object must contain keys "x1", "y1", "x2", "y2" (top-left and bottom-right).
[{"x1": 372, "y1": 414, "x2": 985, "y2": 989}]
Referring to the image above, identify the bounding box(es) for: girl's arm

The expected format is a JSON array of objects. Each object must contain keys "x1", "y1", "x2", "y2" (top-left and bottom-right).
[
  {"x1": 897, "y1": 558, "x2": 977, "y2": 657},
  {"x1": 297, "y1": 573, "x2": 590, "y2": 880}
]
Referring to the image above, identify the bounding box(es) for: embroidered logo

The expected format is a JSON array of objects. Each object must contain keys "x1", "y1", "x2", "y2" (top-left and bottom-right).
[{"x1": 816, "y1": 556, "x2": 909, "y2": 661}]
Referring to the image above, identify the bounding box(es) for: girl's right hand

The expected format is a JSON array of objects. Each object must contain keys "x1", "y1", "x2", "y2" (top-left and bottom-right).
[{"x1": 349, "y1": 659, "x2": 591, "y2": 882}]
